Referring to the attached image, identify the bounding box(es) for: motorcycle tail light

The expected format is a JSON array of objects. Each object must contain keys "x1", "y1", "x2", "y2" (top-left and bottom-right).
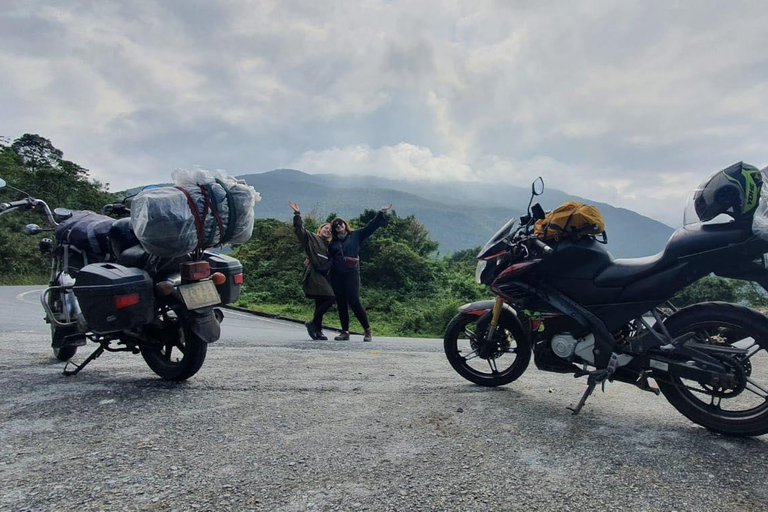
[
  {"x1": 114, "y1": 293, "x2": 140, "y2": 309},
  {"x1": 181, "y1": 261, "x2": 210, "y2": 281},
  {"x1": 211, "y1": 272, "x2": 227, "y2": 285},
  {"x1": 233, "y1": 273, "x2": 244, "y2": 285}
]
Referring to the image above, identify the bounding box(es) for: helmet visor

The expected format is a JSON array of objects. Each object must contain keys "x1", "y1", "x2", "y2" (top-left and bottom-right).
[{"x1": 683, "y1": 188, "x2": 734, "y2": 227}]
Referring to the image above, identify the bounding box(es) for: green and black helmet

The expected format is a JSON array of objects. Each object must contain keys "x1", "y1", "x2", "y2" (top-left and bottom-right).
[{"x1": 694, "y1": 162, "x2": 763, "y2": 223}]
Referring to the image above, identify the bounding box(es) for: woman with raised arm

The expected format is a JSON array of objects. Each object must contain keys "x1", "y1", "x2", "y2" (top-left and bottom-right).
[
  {"x1": 329, "y1": 204, "x2": 392, "y2": 342},
  {"x1": 289, "y1": 201, "x2": 335, "y2": 340}
]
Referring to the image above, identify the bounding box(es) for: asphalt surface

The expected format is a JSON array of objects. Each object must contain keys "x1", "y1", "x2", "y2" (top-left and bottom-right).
[{"x1": 1, "y1": 285, "x2": 768, "y2": 511}]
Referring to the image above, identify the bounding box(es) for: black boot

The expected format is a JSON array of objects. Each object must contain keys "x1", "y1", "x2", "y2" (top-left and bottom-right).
[{"x1": 305, "y1": 321, "x2": 319, "y2": 340}]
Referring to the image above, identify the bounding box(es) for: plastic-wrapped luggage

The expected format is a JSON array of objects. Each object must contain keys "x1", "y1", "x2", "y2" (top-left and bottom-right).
[
  {"x1": 130, "y1": 170, "x2": 261, "y2": 257},
  {"x1": 752, "y1": 167, "x2": 768, "y2": 241}
]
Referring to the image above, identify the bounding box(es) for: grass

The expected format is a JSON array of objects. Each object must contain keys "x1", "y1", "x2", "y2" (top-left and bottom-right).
[
  {"x1": 234, "y1": 299, "x2": 439, "y2": 338},
  {"x1": 0, "y1": 273, "x2": 49, "y2": 286}
]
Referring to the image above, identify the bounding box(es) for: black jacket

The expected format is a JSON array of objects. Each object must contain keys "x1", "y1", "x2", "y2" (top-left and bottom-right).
[{"x1": 329, "y1": 211, "x2": 388, "y2": 274}]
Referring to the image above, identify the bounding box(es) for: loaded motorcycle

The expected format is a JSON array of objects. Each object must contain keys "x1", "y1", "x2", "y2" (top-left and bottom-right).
[
  {"x1": 444, "y1": 163, "x2": 768, "y2": 437},
  {"x1": 0, "y1": 175, "x2": 247, "y2": 381}
]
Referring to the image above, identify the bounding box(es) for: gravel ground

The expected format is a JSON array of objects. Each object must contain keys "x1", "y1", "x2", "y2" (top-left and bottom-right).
[{"x1": 2, "y1": 325, "x2": 768, "y2": 511}]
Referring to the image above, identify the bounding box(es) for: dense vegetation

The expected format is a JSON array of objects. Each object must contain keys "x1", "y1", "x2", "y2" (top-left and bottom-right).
[
  {"x1": 1, "y1": 134, "x2": 766, "y2": 336},
  {"x1": 0, "y1": 134, "x2": 115, "y2": 284},
  {"x1": 232, "y1": 211, "x2": 487, "y2": 337}
]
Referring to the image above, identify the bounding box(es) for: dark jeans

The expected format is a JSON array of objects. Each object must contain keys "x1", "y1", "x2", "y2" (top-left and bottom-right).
[
  {"x1": 312, "y1": 296, "x2": 335, "y2": 329},
  {"x1": 330, "y1": 270, "x2": 370, "y2": 331}
]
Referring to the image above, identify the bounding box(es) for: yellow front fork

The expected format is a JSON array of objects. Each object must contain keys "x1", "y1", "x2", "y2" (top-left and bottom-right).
[{"x1": 489, "y1": 296, "x2": 504, "y2": 327}]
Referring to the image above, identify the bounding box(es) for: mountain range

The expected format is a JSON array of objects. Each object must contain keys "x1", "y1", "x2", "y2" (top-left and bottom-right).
[{"x1": 239, "y1": 169, "x2": 675, "y2": 258}]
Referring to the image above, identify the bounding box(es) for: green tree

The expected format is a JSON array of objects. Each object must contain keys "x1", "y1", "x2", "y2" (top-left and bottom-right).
[
  {"x1": 0, "y1": 134, "x2": 115, "y2": 282},
  {"x1": 671, "y1": 276, "x2": 740, "y2": 307},
  {"x1": 736, "y1": 281, "x2": 768, "y2": 308},
  {"x1": 232, "y1": 218, "x2": 306, "y2": 304}
]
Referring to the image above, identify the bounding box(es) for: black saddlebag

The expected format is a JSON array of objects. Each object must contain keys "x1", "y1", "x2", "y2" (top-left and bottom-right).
[
  {"x1": 203, "y1": 252, "x2": 243, "y2": 304},
  {"x1": 74, "y1": 263, "x2": 154, "y2": 333}
]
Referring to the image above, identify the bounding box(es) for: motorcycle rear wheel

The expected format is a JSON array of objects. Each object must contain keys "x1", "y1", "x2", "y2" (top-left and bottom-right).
[
  {"x1": 657, "y1": 302, "x2": 768, "y2": 437},
  {"x1": 141, "y1": 310, "x2": 207, "y2": 381},
  {"x1": 444, "y1": 313, "x2": 531, "y2": 387}
]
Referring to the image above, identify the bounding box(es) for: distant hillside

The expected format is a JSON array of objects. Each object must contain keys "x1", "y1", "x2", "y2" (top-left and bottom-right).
[{"x1": 240, "y1": 169, "x2": 675, "y2": 258}]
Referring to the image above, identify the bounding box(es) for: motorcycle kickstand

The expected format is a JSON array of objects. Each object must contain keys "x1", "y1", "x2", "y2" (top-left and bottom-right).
[
  {"x1": 63, "y1": 343, "x2": 106, "y2": 376},
  {"x1": 567, "y1": 353, "x2": 621, "y2": 415},
  {"x1": 567, "y1": 378, "x2": 598, "y2": 415}
]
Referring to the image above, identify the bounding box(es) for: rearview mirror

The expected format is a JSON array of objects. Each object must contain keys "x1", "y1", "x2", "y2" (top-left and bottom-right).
[
  {"x1": 532, "y1": 177, "x2": 544, "y2": 196},
  {"x1": 0, "y1": 178, "x2": 6, "y2": 188},
  {"x1": 24, "y1": 224, "x2": 43, "y2": 235}
]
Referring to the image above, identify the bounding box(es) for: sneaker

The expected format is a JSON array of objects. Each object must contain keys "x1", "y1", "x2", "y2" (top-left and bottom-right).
[
  {"x1": 363, "y1": 328, "x2": 372, "y2": 342},
  {"x1": 334, "y1": 331, "x2": 350, "y2": 341},
  {"x1": 316, "y1": 330, "x2": 328, "y2": 341},
  {"x1": 305, "y1": 321, "x2": 319, "y2": 340}
]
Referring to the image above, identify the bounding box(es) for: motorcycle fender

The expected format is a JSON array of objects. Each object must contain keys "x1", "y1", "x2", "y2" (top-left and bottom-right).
[
  {"x1": 186, "y1": 308, "x2": 221, "y2": 343},
  {"x1": 459, "y1": 300, "x2": 518, "y2": 318},
  {"x1": 459, "y1": 300, "x2": 524, "y2": 335}
]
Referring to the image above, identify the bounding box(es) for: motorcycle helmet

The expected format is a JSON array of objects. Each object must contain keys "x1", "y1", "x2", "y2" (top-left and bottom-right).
[
  {"x1": 108, "y1": 217, "x2": 139, "y2": 257},
  {"x1": 693, "y1": 162, "x2": 763, "y2": 223}
]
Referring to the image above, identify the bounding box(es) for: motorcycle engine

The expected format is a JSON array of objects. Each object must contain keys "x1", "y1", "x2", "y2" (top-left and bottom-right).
[{"x1": 550, "y1": 333, "x2": 596, "y2": 365}]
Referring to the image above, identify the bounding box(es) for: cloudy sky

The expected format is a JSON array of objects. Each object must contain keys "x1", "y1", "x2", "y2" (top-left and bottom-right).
[{"x1": 2, "y1": 1, "x2": 768, "y2": 226}]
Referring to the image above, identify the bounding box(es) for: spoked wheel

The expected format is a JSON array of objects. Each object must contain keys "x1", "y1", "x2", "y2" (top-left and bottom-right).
[
  {"x1": 140, "y1": 308, "x2": 208, "y2": 381},
  {"x1": 443, "y1": 313, "x2": 531, "y2": 387},
  {"x1": 658, "y1": 302, "x2": 768, "y2": 437}
]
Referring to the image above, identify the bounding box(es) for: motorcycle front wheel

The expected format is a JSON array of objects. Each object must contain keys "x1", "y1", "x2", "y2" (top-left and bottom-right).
[
  {"x1": 51, "y1": 325, "x2": 78, "y2": 362},
  {"x1": 443, "y1": 313, "x2": 531, "y2": 387},
  {"x1": 657, "y1": 302, "x2": 768, "y2": 437},
  {"x1": 48, "y1": 291, "x2": 78, "y2": 361},
  {"x1": 141, "y1": 308, "x2": 208, "y2": 381}
]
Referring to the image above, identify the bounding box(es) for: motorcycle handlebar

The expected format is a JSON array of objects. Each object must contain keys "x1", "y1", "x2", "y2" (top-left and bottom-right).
[
  {"x1": 0, "y1": 198, "x2": 33, "y2": 210},
  {"x1": 532, "y1": 237, "x2": 553, "y2": 255}
]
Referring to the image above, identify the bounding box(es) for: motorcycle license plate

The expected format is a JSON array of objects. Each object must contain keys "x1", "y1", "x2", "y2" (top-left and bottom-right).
[{"x1": 178, "y1": 280, "x2": 221, "y2": 310}]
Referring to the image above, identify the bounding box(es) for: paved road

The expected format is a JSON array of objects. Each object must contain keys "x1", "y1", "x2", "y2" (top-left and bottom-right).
[{"x1": 1, "y1": 286, "x2": 767, "y2": 511}]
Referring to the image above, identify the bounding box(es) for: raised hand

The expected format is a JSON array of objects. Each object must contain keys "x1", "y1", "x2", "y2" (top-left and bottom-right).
[
  {"x1": 289, "y1": 201, "x2": 300, "y2": 213},
  {"x1": 380, "y1": 204, "x2": 393, "y2": 212}
]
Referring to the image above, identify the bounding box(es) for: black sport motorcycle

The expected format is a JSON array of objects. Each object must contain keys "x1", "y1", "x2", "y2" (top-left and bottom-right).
[
  {"x1": 0, "y1": 178, "x2": 243, "y2": 380},
  {"x1": 444, "y1": 177, "x2": 768, "y2": 437}
]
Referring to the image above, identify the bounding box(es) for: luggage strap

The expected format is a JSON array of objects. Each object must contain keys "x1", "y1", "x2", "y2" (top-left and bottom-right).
[
  {"x1": 200, "y1": 184, "x2": 226, "y2": 246},
  {"x1": 543, "y1": 204, "x2": 585, "y2": 240},
  {"x1": 174, "y1": 186, "x2": 205, "y2": 250},
  {"x1": 216, "y1": 179, "x2": 237, "y2": 244}
]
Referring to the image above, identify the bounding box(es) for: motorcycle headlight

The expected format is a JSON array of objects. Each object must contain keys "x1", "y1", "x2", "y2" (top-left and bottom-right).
[{"x1": 475, "y1": 260, "x2": 487, "y2": 284}]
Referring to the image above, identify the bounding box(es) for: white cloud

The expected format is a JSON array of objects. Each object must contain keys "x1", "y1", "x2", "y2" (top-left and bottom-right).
[
  {"x1": 290, "y1": 143, "x2": 474, "y2": 182},
  {"x1": 1, "y1": 0, "x2": 768, "y2": 228}
]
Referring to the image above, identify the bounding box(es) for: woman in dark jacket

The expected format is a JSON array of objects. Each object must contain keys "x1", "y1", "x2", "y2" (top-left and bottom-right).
[
  {"x1": 329, "y1": 204, "x2": 392, "y2": 342},
  {"x1": 289, "y1": 201, "x2": 335, "y2": 340}
]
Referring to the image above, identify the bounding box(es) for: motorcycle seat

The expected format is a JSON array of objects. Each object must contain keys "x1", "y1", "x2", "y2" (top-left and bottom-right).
[
  {"x1": 117, "y1": 244, "x2": 150, "y2": 269},
  {"x1": 595, "y1": 222, "x2": 752, "y2": 287},
  {"x1": 595, "y1": 251, "x2": 667, "y2": 287}
]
